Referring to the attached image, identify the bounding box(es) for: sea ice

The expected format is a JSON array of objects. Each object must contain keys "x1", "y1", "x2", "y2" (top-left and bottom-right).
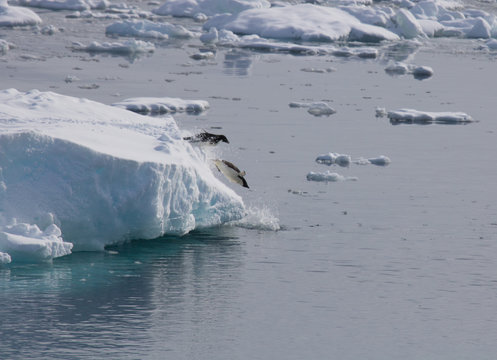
[
  {"x1": 385, "y1": 62, "x2": 434, "y2": 79},
  {"x1": 0, "y1": 39, "x2": 14, "y2": 54},
  {"x1": 153, "y1": 0, "x2": 270, "y2": 18},
  {"x1": 316, "y1": 153, "x2": 391, "y2": 166},
  {"x1": 113, "y1": 97, "x2": 210, "y2": 114},
  {"x1": 19, "y1": 0, "x2": 108, "y2": 11},
  {"x1": 0, "y1": 89, "x2": 245, "y2": 263},
  {"x1": 203, "y1": 4, "x2": 400, "y2": 43},
  {"x1": 0, "y1": 0, "x2": 42, "y2": 27},
  {"x1": 387, "y1": 108, "x2": 474, "y2": 124},
  {"x1": 72, "y1": 40, "x2": 155, "y2": 55},
  {"x1": 306, "y1": 171, "x2": 358, "y2": 182},
  {"x1": 106, "y1": 20, "x2": 196, "y2": 40},
  {"x1": 289, "y1": 102, "x2": 336, "y2": 116}
]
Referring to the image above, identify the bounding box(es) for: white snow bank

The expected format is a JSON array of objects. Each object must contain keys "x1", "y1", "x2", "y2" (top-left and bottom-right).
[
  {"x1": 306, "y1": 171, "x2": 358, "y2": 182},
  {"x1": 0, "y1": 0, "x2": 42, "y2": 27},
  {"x1": 203, "y1": 4, "x2": 400, "y2": 43},
  {"x1": 153, "y1": 0, "x2": 270, "y2": 19},
  {"x1": 113, "y1": 97, "x2": 210, "y2": 114},
  {"x1": 387, "y1": 108, "x2": 474, "y2": 124},
  {"x1": 72, "y1": 40, "x2": 155, "y2": 54},
  {"x1": 0, "y1": 89, "x2": 245, "y2": 262},
  {"x1": 289, "y1": 101, "x2": 336, "y2": 116},
  {"x1": 106, "y1": 20, "x2": 196, "y2": 40},
  {"x1": 19, "y1": 0, "x2": 107, "y2": 11}
]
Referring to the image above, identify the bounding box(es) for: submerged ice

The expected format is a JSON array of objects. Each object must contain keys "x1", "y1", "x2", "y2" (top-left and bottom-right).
[{"x1": 0, "y1": 89, "x2": 245, "y2": 263}]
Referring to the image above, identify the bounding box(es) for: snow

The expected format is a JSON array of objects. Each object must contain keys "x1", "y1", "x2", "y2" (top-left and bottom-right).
[
  {"x1": 72, "y1": 40, "x2": 155, "y2": 55},
  {"x1": 153, "y1": 0, "x2": 270, "y2": 18},
  {"x1": 106, "y1": 20, "x2": 196, "y2": 40},
  {"x1": 0, "y1": 89, "x2": 245, "y2": 263},
  {"x1": 387, "y1": 108, "x2": 475, "y2": 124},
  {"x1": 203, "y1": 4, "x2": 400, "y2": 43},
  {"x1": 113, "y1": 97, "x2": 210, "y2": 115},
  {"x1": 0, "y1": 0, "x2": 42, "y2": 27}
]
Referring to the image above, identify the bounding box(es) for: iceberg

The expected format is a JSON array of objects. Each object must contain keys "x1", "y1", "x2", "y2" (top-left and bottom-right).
[
  {"x1": 387, "y1": 108, "x2": 474, "y2": 124},
  {"x1": 0, "y1": 89, "x2": 245, "y2": 263}
]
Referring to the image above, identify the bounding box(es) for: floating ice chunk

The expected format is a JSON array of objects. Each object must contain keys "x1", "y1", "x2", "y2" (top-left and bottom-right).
[
  {"x1": 0, "y1": 0, "x2": 42, "y2": 26},
  {"x1": 411, "y1": 65, "x2": 433, "y2": 79},
  {"x1": 72, "y1": 40, "x2": 155, "y2": 54},
  {"x1": 394, "y1": 8, "x2": 426, "y2": 38},
  {"x1": 387, "y1": 108, "x2": 474, "y2": 124},
  {"x1": 190, "y1": 51, "x2": 215, "y2": 60},
  {"x1": 486, "y1": 39, "x2": 497, "y2": 50},
  {"x1": 375, "y1": 107, "x2": 387, "y2": 118},
  {"x1": 106, "y1": 20, "x2": 196, "y2": 39},
  {"x1": 367, "y1": 155, "x2": 391, "y2": 166},
  {"x1": 0, "y1": 251, "x2": 11, "y2": 264},
  {"x1": 315, "y1": 153, "x2": 351, "y2": 167},
  {"x1": 203, "y1": 4, "x2": 400, "y2": 43},
  {"x1": 19, "y1": 0, "x2": 108, "y2": 11},
  {"x1": 307, "y1": 102, "x2": 337, "y2": 116},
  {"x1": 113, "y1": 96, "x2": 210, "y2": 114},
  {"x1": 0, "y1": 39, "x2": 14, "y2": 54},
  {"x1": 0, "y1": 222, "x2": 73, "y2": 263},
  {"x1": 0, "y1": 89, "x2": 245, "y2": 254},
  {"x1": 153, "y1": 0, "x2": 270, "y2": 18},
  {"x1": 385, "y1": 62, "x2": 433, "y2": 79},
  {"x1": 307, "y1": 171, "x2": 358, "y2": 182},
  {"x1": 466, "y1": 17, "x2": 491, "y2": 38},
  {"x1": 300, "y1": 67, "x2": 336, "y2": 73},
  {"x1": 385, "y1": 62, "x2": 410, "y2": 74}
]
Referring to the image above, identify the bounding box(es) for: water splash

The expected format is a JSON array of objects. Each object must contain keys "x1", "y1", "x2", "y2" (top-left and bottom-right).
[{"x1": 229, "y1": 205, "x2": 280, "y2": 231}]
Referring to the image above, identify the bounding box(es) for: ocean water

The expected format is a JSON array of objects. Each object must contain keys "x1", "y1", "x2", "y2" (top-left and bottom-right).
[{"x1": 2, "y1": 2, "x2": 497, "y2": 359}]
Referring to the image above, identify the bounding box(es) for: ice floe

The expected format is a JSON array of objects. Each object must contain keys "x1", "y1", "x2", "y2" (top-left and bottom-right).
[
  {"x1": 112, "y1": 97, "x2": 210, "y2": 114},
  {"x1": 289, "y1": 101, "x2": 336, "y2": 116},
  {"x1": 306, "y1": 171, "x2": 358, "y2": 182},
  {"x1": 203, "y1": 4, "x2": 400, "y2": 42},
  {"x1": 153, "y1": 0, "x2": 270, "y2": 19},
  {"x1": 386, "y1": 108, "x2": 475, "y2": 124},
  {"x1": 106, "y1": 20, "x2": 196, "y2": 40},
  {"x1": 0, "y1": 0, "x2": 42, "y2": 27},
  {"x1": 0, "y1": 89, "x2": 245, "y2": 263},
  {"x1": 0, "y1": 39, "x2": 14, "y2": 54},
  {"x1": 19, "y1": 0, "x2": 108, "y2": 11},
  {"x1": 316, "y1": 153, "x2": 391, "y2": 166},
  {"x1": 72, "y1": 40, "x2": 155, "y2": 55},
  {"x1": 385, "y1": 61, "x2": 434, "y2": 79}
]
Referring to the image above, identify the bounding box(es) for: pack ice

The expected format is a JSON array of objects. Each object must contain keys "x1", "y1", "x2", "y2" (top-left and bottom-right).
[{"x1": 0, "y1": 89, "x2": 245, "y2": 264}]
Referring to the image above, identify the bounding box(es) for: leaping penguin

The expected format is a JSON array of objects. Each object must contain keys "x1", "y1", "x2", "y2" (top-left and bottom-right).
[
  {"x1": 213, "y1": 159, "x2": 249, "y2": 188},
  {"x1": 184, "y1": 131, "x2": 229, "y2": 145}
]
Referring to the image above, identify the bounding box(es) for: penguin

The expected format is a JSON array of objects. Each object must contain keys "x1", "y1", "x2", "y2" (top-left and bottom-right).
[
  {"x1": 183, "y1": 131, "x2": 229, "y2": 145},
  {"x1": 213, "y1": 159, "x2": 249, "y2": 188}
]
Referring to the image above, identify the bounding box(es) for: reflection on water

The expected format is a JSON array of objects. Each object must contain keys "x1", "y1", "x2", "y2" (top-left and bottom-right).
[
  {"x1": 0, "y1": 228, "x2": 244, "y2": 360},
  {"x1": 223, "y1": 50, "x2": 254, "y2": 76}
]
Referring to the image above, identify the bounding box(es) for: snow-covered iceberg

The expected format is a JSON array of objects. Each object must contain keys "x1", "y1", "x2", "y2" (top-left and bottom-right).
[
  {"x1": 0, "y1": 0, "x2": 42, "y2": 27},
  {"x1": 0, "y1": 89, "x2": 245, "y2": 263},
  {"x1": 203, "y1": 4, "x2": 400, "y2": 42}
]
